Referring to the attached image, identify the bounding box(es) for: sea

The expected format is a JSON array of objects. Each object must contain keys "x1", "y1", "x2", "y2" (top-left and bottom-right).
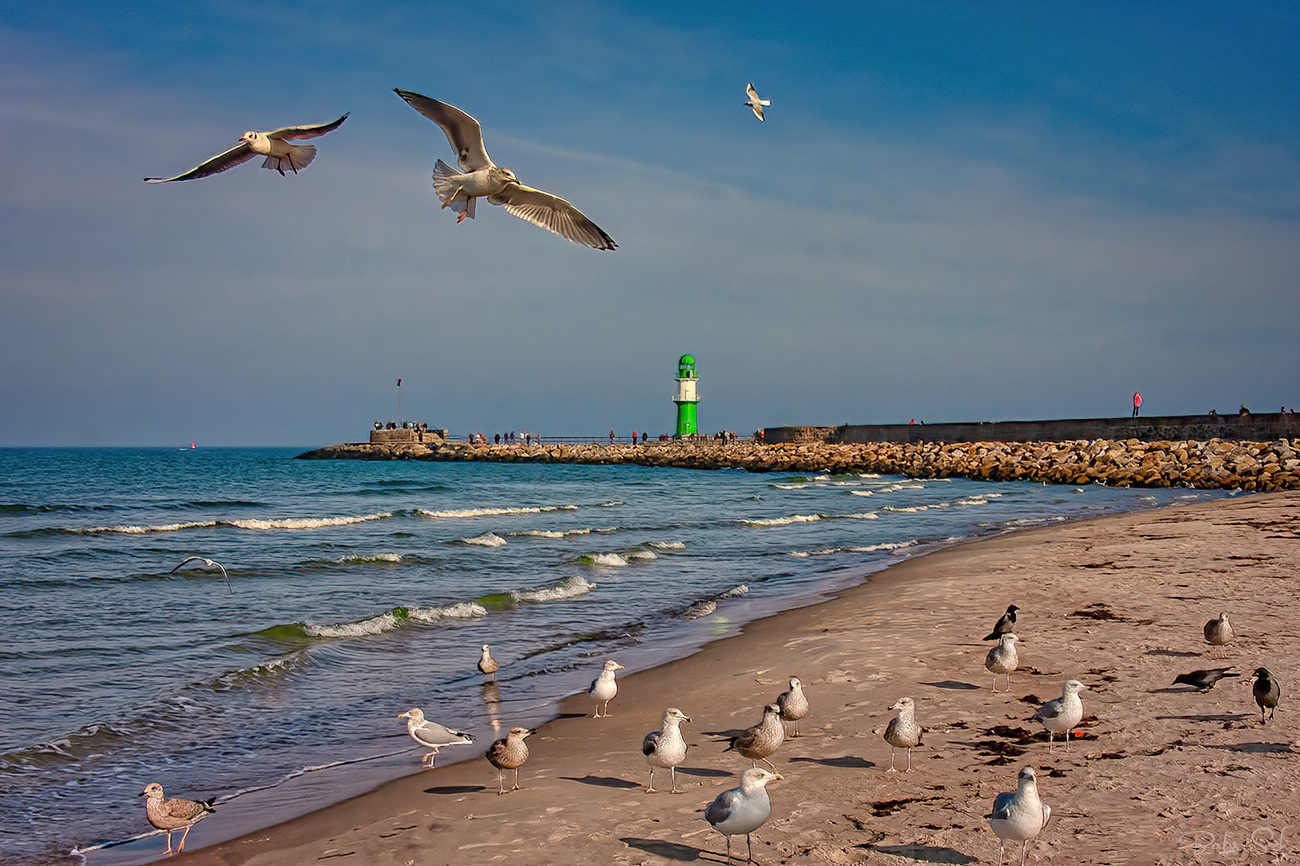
[{"x1": 0, "y1": 447, "x2": 1232, "y2": 864}]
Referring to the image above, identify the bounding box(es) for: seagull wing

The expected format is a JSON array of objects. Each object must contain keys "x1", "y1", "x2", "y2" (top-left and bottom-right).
[
  {"x1": 746, "y1": 82, "x2": 761, "y2": 102},
  {"x1": 394, "y1": 89, "x2": 493, "y2": 172},
  {"x1": 491, "y1": 182, "x2": 617, "y2": 250},
  {"x1": 267, "y1": 113, "x2": 350, "y2": 141},
  {"x1": 705, "y1": 787, "x2": 742, "y2": 827},
  {"x1": 989, "y1": 791, "x2": 1015, "y2": 821},
  {"x1": 1034, "y1": 698, "x2": 1064, "y2": 722},
  {"x1": 412, "y1": 719, "x2": 472, "y2": 747},
  {"x1": 145, "y1": 142, "x2": 255, "y2": 182},
  {"x1": 642, "y1": 731, "x2": 660, "y2": 756}
]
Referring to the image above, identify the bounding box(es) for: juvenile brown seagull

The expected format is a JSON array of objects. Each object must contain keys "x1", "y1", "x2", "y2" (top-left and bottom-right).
[
  {"x1": 726, "y1": 703, "x2": 785, "y2": 770},
  {"x1": 883, "y1": 697, "x2": 923, "y2": 772},
  {"x1": 393, "y1": 89, "x2": 617, "y2": 250},
  {"x1": 775, "y1": 676, "x2": 808, "y2": 737},
  {"x1": 1203, "y1": 612, "x2": 1234, "y2": 655},
  {"x1": 139, "y1": 782, "x2": 215, "y2": 856},
  {"x1": 643, "y1": 707, "x2": 691, "y2": 793},
  {"x1": 145, "y1": 113, "x2": 348, "y2": 182},
  {"x1": 486, "y1": 726, "x2": 533, "y2": 794},
  {"x1": 477, "y1": 644, "x2": 499, "y2": 682},
  {"x1": 744, "y1": 82, "x2": 771, "y2": 121}
]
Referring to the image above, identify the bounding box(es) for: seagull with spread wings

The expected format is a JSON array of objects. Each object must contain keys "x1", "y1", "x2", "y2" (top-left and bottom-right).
[
  {"x1": 744, "y1": 82, "x2": 771, "y2": 121},
  {"x1": 145, "y1": 113, "x2": 349, "y2": 183},
  {"x1": 393, "y1": 89, "x2": 616, "y2": 251}
]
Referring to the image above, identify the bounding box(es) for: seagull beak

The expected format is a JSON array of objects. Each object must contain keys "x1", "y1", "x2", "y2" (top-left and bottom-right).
[{"x1": 397, "y1": 712, "x2": 409, "y2": 719}]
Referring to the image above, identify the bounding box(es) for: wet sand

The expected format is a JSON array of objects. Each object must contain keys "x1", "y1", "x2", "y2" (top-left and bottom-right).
[{"x1": 165, "y1": 490, "x2": 1300, "y2": 866}]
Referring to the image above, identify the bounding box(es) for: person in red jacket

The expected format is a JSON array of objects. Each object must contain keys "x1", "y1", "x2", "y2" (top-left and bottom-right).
[{"x1": 1132, "y1": 392, "x2": 1142, "y2": 417}]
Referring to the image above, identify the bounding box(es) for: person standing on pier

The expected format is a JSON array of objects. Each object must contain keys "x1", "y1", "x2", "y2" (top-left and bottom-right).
[{"x1": 1132, "y1": 392, "x2": 1142, "y2": 417}]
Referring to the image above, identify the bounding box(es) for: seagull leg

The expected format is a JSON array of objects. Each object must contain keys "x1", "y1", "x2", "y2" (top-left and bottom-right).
[
  {"x1": 646, "y1": 767, "x2": 657, "y2": 793},
  {"x1": 761, "y1": 757, "x2": 778, "y2": 772},
  {"x1": 887, "y1": 748, "x2": 898, "y2": 772},
  {"x1": 511, "y1": 767, "x2": 521, "y2": 791},
  {"x1": 177, "y1": 824, "x2": 192, "y2": 854},
  {"x1": 746, "y1": 832, "x2": 756, "y2": 864}
]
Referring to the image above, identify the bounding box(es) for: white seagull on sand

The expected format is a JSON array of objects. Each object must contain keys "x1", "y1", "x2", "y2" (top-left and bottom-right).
[
  {"x1": 140, "y1": 782, "x2": 216, "y2": 856},
  {"x1": 397, "y1": 707, "x2": 475, "y2": 767},
  {"x1": 168, "y1": 556, "x2": 233, "y2": 594},
  {"x1": 588, "y1": 659, "x2": 625, "y2": 717},
  {"x1": 985, "y1": 633, "x2": 1020, "y2": 692},
  {"x1": 1033, "y1": 680, "x2": 1087, "y2": 753},
  {"x1": 705, "y1": 767, "x2": 782, "y2": 864},
  {"x1": 643, "y1": 707, "x2": 691, "y2": 793},
  {"x1": 988, "y1": 767, "x2": 1051, "y2": 866},
  {"x1": 744, "y1": 83, "x2": 771, "y2": 121},
  {"x1": 393, "y1": 88, "x2": 617, "y2": 250},
  {"x1": 144, "y1": 113, "x2": 348, "y2": 182}
]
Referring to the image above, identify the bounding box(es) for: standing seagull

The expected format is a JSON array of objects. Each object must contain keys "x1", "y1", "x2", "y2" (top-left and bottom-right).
[
  {"x1": 643, "y1": 707, "x2": 691, "y2": 793},
  {"x1": 775, "y1": 676, "x2": 808, "y2": 737},
  {"x1": 477, "y1": 644, "x2": 499, "y2": 682},
  {"x1": 704, "y1": 767, "x2": 782, "y2": 864},
  {"x1": 397, "y1": 708, "x2": 475, "y2": 768},
  {"x1": 1251, "y1": 667, "x2": 1281, "y2": 725},
  {"x1": 139, "y1": 782, "x2": 215, "y2": 856},
  {"x1": 1203, "y1": 612, "x2": 1234, "y2": 655},
  {"x1": 744, "y1": 83, "x2": 771, "y2": 121},
  {"x1": 588, "y1": 659, "x2": 625, "y2": 718},
  {"x1": 984, "y1": 605, "x2": 1020, "y2": 641},
  {"x1": 985, "y1": 634, "x2": 1020, "y2": 693},
  {"x1": 988, "y1": 767, "x2": 1051, "y2": 866},
  {"x1": 485, "y1": 726, "x2": 533, "y2": 794},
  {"x1": 726, "y1": 703, "x2": 785, "y2": 770},
  {"x1": 145, "y1": 114, "x2": 348, "y2": 182},
  {"x1": 883, "y1": 697, "x2": 923, "y2": 772},
  {"x1": 1032, "y1": 680, "x2": 1087, "y2": 753},
  {"x1": 392, "y1": 89, "x2": 617, "y2": 250},
  {"x1": 168, "y1": 557, "x2": 233, "y2": 594}
]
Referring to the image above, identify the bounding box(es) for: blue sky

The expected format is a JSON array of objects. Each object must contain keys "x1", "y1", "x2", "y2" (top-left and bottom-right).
[{"x1": 2, "y1": 2, "x2": 1297, "y2": 446}]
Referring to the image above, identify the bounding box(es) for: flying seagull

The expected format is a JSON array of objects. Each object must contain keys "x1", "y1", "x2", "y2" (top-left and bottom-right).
[
  {"x1": 744, "y1": 83, "x2": 771, "y2": 121},
  {"x1": 144, "y1": 114, "x2": 348, "y2": 182},
  {"x1": 392, "y1": 89, "x2": 617, "y2": 250},
  {"x1": 1203, "y1": 612, "x2": 1234, "y2": 655},
  {"x1": 397, "y1": 707, "x2": 475, "y2": 767},
  {"x1": 588, "y1": 659, "x2": 625, "y2": 717},
  {"x1": 775, "y1": 676, "x2": 808, "y2": 737},
  {"x1": 140, "y1": 782, "x2": 216, "y2": 856},
  {"x1": 486, "y1": 726, "x2": 533, "y2": 794},
  {"x1": 169, "y1": 556, "x2": 233, "y2": 594},
  {"x1": 1032, "y1": 680, "x2": 1087, "y2": 753}
]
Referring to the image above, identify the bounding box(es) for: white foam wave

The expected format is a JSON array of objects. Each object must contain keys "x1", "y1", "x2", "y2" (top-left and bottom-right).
[
  {"x1": 408, "y1": 602, "x2": 488, "y2": 621},
  {"x1": 75, "y1": 520, "x2": 217, "y2": 535},
  {"x1": 648, "y1": 540, "x2": 685, "y2": 550},
  {"x1": 512, "y1": 576, "x2": 596, "y2": 603},
  {"x1": 585, "y1": 552, "x2": 629, "y2": 567},
  {"x1": 231, "y1": 512, "x2": 390, "y2": 530},
  {"x1": 743, "y1": 514, "x2": 822, "y2": 526},
  {"x1": 336, "y1": 553, "x2": 402, "y2": 563},
  {"x1": 627, "y1": 549, "x2": 658, "y2": 561},
  {"x1": 790, "y1": 540, "x2": 918, "y2": 558},
  {"x1": 305, "y1": 612, "x2": 398, "y2": 638},
  {"x1": 515, "y1": 527, "x2": 594, "y2": 538},
  {"x1": 462, "y1": 532, "x2": 507, "y2": 547},
  {"x1": 418, "y1": 505, "x2": 577, "y2": 518}
]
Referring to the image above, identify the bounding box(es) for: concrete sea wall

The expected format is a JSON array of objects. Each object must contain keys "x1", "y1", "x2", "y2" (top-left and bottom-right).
[{"x1": 297, "y1": 437, "x2": 1300, "y2": 492}]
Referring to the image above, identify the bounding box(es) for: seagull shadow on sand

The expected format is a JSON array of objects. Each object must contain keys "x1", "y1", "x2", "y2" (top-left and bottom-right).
[
  {"x1": 920, "y1": 680, "x2": 981, "y2": 691},
  {"x1": 560, "y1": 774, "x2": 641, "y2": 789},
  {"x1": 422, "y1": 785, "x2": 485, "y2": 795},
  {"x1": 677, "y1": 766, "x2": 733, "y2": 779},
  {"x1": 858, "y1": 842, "x2": 977, "y2": 864},
  {"x1": 1154, "y1": 713, "x2": 1251, "y2": 723},
  {"x1": 620, "y1": 837, "x2": 700, "y2": 861},
  {"x1": 1216, "y1": 741, "x2": 1295, "y2": 754},
  {"x1": 788, "y1": 755, "x2": 876, "y2": 769},
  {"x1": 1145, "y1": 649, "x2": 1202, "y2": 658}
]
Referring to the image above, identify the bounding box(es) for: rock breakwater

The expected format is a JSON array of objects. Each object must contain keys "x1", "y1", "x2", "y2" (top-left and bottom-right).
[{"x1": 297, "y1": 437, "x2": 1300, "y2": 491}]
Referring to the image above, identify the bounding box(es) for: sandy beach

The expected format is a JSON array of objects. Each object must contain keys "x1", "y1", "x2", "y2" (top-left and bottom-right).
[{"x1": 160, "y1": 489, "x2": 1300, "y2": 866}]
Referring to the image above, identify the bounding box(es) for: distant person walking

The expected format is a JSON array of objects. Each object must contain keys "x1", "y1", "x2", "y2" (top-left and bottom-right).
[{"x1": 1132, "y1": 392, "x2": 1142, "y2": 417}]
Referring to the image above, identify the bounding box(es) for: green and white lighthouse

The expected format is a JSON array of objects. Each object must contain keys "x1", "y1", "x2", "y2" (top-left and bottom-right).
[{"x1": 673, "y1": 354, "x2": 699, "y2": 438}]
